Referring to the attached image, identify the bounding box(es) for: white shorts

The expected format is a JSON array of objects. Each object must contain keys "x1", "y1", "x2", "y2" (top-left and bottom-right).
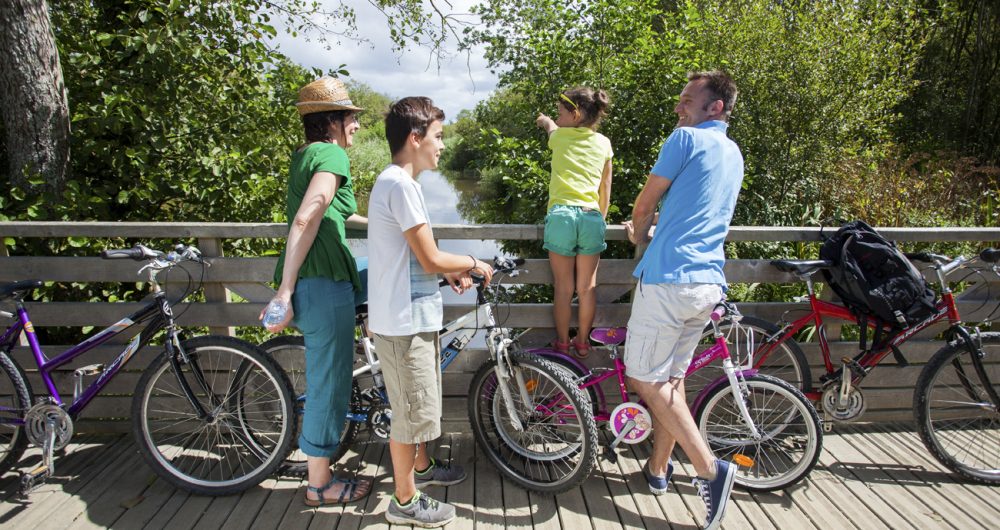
[{"x1": 624, "y1": 283, "x2": 723, "y2": 382}]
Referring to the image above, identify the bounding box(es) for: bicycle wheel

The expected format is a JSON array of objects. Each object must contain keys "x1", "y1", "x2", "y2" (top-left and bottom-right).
[
  {"x1": 689, "y1": 316, "x2": 812, "y2": 398},
  {"x1": 531, "y1": 350, "x2": 601, "y2": 413},
  {"x1": 694, "y1": 374, "x2": 822, "y2": 491},
  {"x1": 468, "y1": 351, "x2": 598, "y2": 494},
  {"x1": 260, "y1": 335, "x2": 361, "y2": 477},
  {"x1": 132, "y1": 335, "x2": 295, "y2": 495},
  {"x1": 914, "y1": 332, "x2": 1000, "y2": 484},
  {"x1": 0, "y1": 351, "x2": 32, "y2": 475}
]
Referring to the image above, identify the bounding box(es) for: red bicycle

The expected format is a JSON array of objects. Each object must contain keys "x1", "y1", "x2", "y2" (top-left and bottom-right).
[{"x1": 717, "y1": 248, "x2": 1000, "y2": 483}]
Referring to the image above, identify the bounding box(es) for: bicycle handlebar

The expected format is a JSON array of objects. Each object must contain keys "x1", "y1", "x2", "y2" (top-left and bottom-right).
[
  {"x1": 101, "y1": 244, "x2": 203, "y2": 264},
  {"x1": 101, "y1": 245, "x2": 164, "y2": 261},
  {"x1": 435, "y1": 256, "x2": 526, "y2": 288}
]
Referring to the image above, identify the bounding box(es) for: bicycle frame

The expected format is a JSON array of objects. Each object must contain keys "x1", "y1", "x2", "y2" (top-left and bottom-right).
[
  {"x1": 530, "y1": 313, "x2": 757, "y2": 424},
  {"x1": 758, "y1": 291, "x2": 956, "y2": 400},
  {"x1": 0, "y1": 295, "x2": 172, "y2": 419}
]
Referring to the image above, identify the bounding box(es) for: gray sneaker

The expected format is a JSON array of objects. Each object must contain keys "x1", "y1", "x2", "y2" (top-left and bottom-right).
[
  {"x1": 414, "y1": 458, "x2": 467, "y2": 487},
  {"x1": 386, "y1": 491, "x2": 456, "y2": 528}
]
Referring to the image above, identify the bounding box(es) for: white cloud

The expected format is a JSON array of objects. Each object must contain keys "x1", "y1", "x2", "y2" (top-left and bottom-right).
[{"x1": 269, "y1": 1, "x2": 499, "y2": 121}]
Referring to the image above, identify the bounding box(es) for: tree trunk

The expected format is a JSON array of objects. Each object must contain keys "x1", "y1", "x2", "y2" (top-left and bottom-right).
[{"x1": 0, "y1": 0, "x2": 70, "y2": 193}]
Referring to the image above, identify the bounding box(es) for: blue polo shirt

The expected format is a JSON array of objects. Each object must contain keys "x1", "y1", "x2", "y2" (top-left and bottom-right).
[{"x1": 633, "y1": 120, "x2": 744, "y2": 285}]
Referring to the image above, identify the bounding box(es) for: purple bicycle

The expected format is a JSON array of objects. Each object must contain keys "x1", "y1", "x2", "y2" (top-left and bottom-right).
[
  {"x1": 0, "y1": 244, "x2": 295, "y2": 497},
  {"x1": 523, "y1": 302, "x2": 823, "y2": 492}
]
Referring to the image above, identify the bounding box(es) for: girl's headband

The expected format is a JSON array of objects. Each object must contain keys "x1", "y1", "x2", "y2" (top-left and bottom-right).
[{"x1": 559, "y1": 93, "x2": 579, "y2": 111}]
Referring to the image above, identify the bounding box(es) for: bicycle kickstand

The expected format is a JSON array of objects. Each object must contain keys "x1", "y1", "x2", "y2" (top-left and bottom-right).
[
  {"x1": 19, "y1": 417, "x2": 57, "y2": 498},
  {"x1": 603, "y1": 419, "x2": 637, "y2": 464}
]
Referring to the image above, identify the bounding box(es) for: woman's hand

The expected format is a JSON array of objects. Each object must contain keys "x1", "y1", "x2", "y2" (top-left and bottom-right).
[{"x1": 260, "y1": 292, "x2": 294, "y2": 333}]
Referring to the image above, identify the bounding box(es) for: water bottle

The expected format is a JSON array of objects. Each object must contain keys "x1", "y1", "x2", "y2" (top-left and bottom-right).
[{"x1": 262, "y1": 299, "x2": 288, "y2": 329}]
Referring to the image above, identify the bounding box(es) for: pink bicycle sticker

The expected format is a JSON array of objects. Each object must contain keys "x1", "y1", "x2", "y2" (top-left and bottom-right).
[{"x1": 610, "y1": 402, "x2": 652, "y2": 444}]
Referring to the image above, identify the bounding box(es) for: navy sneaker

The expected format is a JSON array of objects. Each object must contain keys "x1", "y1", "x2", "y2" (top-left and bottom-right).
[
  {"x1": 414, "y1": 458, "x2": 467, "y2": 488},
  {"x1": 692, "y1": 459, "x2": 737, "y2": 530},
  {"x1": 643, "y1": 459, "x2": 673, "y2": 495}
]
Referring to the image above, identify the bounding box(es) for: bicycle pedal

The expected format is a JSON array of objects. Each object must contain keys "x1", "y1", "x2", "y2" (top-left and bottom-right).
[{"x1": 19, "y1": 465, "x2": 50, "y2": 498}]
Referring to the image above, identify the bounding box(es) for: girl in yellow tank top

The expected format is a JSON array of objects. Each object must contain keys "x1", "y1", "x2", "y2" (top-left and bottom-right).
[{"x1": 535, "y1": 87, "x2": 613, "y2": 358}]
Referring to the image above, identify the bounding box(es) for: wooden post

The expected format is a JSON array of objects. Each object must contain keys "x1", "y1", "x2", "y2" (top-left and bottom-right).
[
  {"x1": 197, "y1": 237, "x2": 235, "y2": 337},
  {"x1": 0, "y1": 238, "x2": 28, "y2": 346}
]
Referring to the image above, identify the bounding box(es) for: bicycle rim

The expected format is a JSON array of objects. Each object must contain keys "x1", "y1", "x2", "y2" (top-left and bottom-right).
[
  {"x1": 469, "y1": 353, "x2": 597, "y2": 494},
  {"x1": 696, "y1": 374, "x2": 821, "y2": 491},
  {"x1": 916, "y1": 333, "x2": 1000, "y2": 483},
  {"x1": 134, "y1": 337, "x2": 294, "y2": 493}
]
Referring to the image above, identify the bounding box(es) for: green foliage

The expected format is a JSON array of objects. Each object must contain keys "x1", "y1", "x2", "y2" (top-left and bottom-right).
[
  {"x1": 458, "y1": 0, "x2": 930, "y2": 234},
  {"x1": 0, "y1": 0, "x2": 398, "y2": 343},
  {"x1": 898, "y1": 1, "x2": 1000, "y2": 165},
  {"x1": 688, "y1": 0, "x2": 929, "y2": 227}
]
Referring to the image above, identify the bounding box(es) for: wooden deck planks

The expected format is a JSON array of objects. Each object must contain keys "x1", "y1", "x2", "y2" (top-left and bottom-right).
[{"x1": 2, "y1": 426, "x2": 997, "y2": 529}]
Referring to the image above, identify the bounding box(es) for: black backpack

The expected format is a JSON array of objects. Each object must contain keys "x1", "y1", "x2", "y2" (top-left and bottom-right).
[{"x1": 818, "y1": 221, "x2": 937, "y2": 365}]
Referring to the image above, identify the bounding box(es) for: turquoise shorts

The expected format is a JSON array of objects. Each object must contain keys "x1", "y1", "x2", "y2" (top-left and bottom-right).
[{"x1": 543, "y1": 204, "x2": 607, "y2": 256}]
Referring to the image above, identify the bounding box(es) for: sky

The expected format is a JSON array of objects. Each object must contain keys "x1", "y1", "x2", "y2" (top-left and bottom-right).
[{"x1": 269, "y1": 1, "x2": 499, "y2": 121}]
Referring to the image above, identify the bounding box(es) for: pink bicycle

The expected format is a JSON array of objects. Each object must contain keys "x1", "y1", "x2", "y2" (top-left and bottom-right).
[{"x1": 521, "y1": 302, "x2": 823, "y2": 492}]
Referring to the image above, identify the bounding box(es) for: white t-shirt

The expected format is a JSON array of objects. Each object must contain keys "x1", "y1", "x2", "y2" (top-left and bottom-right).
[{"x1": 367, "y1": 164, "x2": 443, "y2": 335}]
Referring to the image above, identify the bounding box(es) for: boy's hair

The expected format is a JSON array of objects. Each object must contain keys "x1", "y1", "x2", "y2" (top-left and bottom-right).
[
  {"x1": 385, "y1": 97, "x2": 446, "y2": 155},
  {"x1": 561, "y1": 87, "x2": 611, "y2": 129},
  {"x1": 302, "y1": 110, "x2": 353, "y2": 142},
  {"x1": 687, "y1": 70, "x2": 738, "y2": 120}
]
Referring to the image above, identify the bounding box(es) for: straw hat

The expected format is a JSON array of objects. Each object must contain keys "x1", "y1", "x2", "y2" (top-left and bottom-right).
[{"x1": 296, "y1": 77, "x2": 364, "y2": 115}]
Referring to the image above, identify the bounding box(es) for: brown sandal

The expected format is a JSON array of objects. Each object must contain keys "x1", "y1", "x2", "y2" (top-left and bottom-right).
[{"x1": 304, "y1": 476, "x2": 373, "y2": 506}]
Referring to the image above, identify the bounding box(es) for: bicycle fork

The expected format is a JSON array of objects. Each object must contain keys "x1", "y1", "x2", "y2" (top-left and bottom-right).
[
  {"x1": 723, "y1": 358, "x2": 762, "y2": 440},
  {"x1": 492, "y1": 338, "x2": 528, "y2": 432}
]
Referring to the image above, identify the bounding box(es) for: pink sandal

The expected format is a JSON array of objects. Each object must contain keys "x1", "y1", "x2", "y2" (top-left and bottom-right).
[
  {"x1": 571, "y1": 340, "x2": 591, "y2": 359},
  {"x1": 552, "y1": 340, "x2": 572, "y2": 355}
]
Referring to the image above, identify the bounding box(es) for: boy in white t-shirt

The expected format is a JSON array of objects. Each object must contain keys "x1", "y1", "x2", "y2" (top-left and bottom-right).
[{"x1": 367, "y1": 97, "x2": 494, "y2": 527}]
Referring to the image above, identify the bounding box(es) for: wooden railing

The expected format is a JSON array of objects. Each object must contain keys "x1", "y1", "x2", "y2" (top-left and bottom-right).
[{"x1": 2, "y1": 222, "x2": 999, "y2": 431}]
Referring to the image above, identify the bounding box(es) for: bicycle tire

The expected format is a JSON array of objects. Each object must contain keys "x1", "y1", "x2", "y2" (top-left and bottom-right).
[
  {"x1": 468, "y1": 350, "x2": 598, "y2": 494},
  {"x1": 694, "y1": 373, "x2": 822, "y2": 491},
  {"x1": 689, "y1": 316, "x2": 812, "y2": 397},
  {"x1": 0, "y1": 351, "x2": 33, "y2": 475},
  {"x1": 132, "y1": 335, "x2": 296, "y2": 495},
  {"x1": 914, "y1": 331, "x2": 1000, "y2": 484},
  {"x1": 532, "y1": 351, "x2": 601, "y2": 413},
  {"x1": 260, "y1": 335, "x2": 361, "y2": 477}
]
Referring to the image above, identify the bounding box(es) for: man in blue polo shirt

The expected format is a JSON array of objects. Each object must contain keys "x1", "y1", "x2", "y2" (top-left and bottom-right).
[{"x1": 624, "y1": 70, "x2": 743, "y2": 530}]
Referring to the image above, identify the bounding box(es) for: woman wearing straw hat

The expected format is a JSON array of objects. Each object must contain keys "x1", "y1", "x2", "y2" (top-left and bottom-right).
[{"x1": 262, "y1": 77, "x2": 373, "y2": 505}]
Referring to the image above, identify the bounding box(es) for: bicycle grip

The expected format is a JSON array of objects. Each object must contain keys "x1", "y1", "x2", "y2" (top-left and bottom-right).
[
  {"x1": 710, "y1": 304, "x2": 727, "y2": 322},
  {"x1": 101, "y1": 245, "x2": 158, "y2": 260},
  {"x1": 904, "y1": 252, "x2": 933, "y2": 262},
  {"x1": 980, "y1": 248, "x2": 1000, "y2": 264}
]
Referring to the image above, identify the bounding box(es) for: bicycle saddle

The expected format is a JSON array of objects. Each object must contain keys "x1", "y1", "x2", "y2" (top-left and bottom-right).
[
  {"x1": 0, "y1": 279, "x2": 43, "y2": 301},
  {"x1": 590, "y1": 327, "x2": 627, "y2": 346},
  {"x1": 770, "y1": 260, "x2": 832, "y2": 275}
]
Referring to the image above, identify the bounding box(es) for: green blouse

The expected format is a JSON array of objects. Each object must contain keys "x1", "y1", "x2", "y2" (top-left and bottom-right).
[{"x1": 274, "y1": 142, "x2": 361, "y2": 293}]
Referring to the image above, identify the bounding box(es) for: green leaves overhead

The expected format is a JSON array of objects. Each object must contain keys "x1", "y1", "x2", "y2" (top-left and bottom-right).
[{"x1": 457, "y1": 0, "x2": 932, "y2": 236}]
